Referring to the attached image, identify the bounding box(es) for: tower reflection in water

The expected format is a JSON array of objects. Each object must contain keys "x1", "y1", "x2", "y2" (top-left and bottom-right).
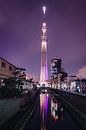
[
  {"x1": 51, "y1": 96, "x2": 64, "y2": 121},
  {"x1": 40, "y1": 93, "x2": 64, "y2": 130},
  {"x1": 40, "y1": 93, "x2": 49, "y2": 130}
]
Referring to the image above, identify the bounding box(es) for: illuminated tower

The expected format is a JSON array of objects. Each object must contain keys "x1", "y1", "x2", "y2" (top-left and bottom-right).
[{"x1": 40, "y1": 6, "x2": 48, "y2": 84}]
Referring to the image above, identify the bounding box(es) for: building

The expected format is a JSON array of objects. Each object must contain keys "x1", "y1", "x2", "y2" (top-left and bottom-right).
[
  {"x1": 14, "y1": 67, "x2": 26, "y2": 80},
  {"x1": 40, "y1": 6, "x2": 48, "y2": 84},
  {"x1": 0, "y1": 57, "x2": 16, "y2": 86},
  {"x1": 0, "y1": 57, "x2": 16, "y2": 79},
  {"x1": 19, "y1": 79, "x2": 33, "y2": 93},
  {"x1": 0, "y1": 57, "x2": 34, "y2": 91},
  {"x1": 60, "y1": 70, "x2": 67, "y2": 90},
  {"x1": 70, "y1": 79, "x2": 86, "y2": 95},
  {"x1": 51, "y1": 59, "x2": 61, "y2": 78},
  {"x1": 51, "y1": 58, "x2": 67, "y2": 89},
  {"x1": 51, "y1": 59, "x2": 61, "y2": 88}
]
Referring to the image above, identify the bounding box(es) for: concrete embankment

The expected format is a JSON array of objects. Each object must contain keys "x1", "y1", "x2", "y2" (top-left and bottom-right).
[
  {"x1": 0, "y1": 89, "x2": 39, "y2": 127},
  {"x1": 0, "y1": 98, "x2": 21, "y2": 127}
]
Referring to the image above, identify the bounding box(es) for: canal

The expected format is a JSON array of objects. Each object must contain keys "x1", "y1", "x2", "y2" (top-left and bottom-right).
[{"x1": 25, "y1": 91, "x2": 83, "y2": 130}]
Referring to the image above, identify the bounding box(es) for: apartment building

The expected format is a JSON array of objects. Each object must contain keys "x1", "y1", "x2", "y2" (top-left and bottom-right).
[{"x1": 0, "y1": 57, "x2": 16, "y2": 79}]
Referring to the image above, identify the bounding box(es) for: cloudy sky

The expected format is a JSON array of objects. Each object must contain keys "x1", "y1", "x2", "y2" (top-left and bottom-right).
[{"x1": 0, "y1": 0, "x2": 86, "y2": 79}]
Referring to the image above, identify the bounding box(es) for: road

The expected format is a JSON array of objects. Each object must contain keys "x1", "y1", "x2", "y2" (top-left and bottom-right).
[{"x1": 25, "y1": 90, "x2": 84, "y2": 130}]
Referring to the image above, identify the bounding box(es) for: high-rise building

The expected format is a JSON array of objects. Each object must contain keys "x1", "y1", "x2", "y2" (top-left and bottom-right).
[
  {"x1": 51, "y1": 58, "x2": 67, "y2": 89},
  {"x1": 40, "y1": 6, "x2": 48, "y2": 84},
  {"x1": 51, "y1": 58, "x2": 61, "y2": 78},
  {"x1": 51, "y1": 58, "x2": 61, "y2": 88}
]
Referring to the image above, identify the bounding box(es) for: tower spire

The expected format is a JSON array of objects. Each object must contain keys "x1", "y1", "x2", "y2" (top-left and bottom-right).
[
  {"x1": 42, "y1": 6, "x2": 46, "y2": 20},
  {"x1": 43, "y1": 6, "x2": 46, "y2": 15},
  {"x1": 40, "y1": 6, "x2": 48, "y2": 84}
]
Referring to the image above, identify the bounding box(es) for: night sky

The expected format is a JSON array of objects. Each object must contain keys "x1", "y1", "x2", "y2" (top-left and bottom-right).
[{"x1": 0, "y1": 0, "x2": 86, "y2": 80}]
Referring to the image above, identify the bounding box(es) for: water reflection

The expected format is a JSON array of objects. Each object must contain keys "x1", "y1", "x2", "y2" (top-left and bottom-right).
[
  {"x1": 51, "y1": 95, "x2": 64, "y2": 122},
  {"x1": 40, "y1": 93, "x2": 64, "y2": 130},
  {"x1": 40, "y1": 93, "x2": 49, "y2": 130}
]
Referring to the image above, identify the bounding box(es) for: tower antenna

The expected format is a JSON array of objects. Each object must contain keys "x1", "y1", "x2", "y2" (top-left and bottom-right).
[
  {"x1": 40, "y1": 5, "x2": 48, "y2": 84},
  {"x1": 43, "y1": 6, "x2": 46, "y2": 15}
]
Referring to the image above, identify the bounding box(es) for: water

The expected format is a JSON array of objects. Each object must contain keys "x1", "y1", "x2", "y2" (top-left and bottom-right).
[{"x1": 25, "y1": 92, "x2": 83, "y2": 130}]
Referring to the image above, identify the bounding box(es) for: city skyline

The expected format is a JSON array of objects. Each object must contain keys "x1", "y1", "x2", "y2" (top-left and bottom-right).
[{"x1": 0, "y1": 0, "x2": 86, "y2": 80}]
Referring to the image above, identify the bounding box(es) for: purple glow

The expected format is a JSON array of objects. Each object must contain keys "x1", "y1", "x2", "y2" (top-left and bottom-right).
[
  {"x1": 44, "y1": 94, "x2": 49, "y2": 116},
  {"x1": 0, "y1": 0, "x2": 86, "y2": 79},
  {"x1": 40, "y1": 20, "x2": 48, "y2": 83},
  {"x1": 40, "y1": 94, "x2": 49, "y2": 130}
]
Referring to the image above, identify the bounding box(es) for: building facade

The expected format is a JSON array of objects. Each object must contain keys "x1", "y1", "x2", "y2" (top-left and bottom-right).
[
  {"x1": 51, "y1": 58, "x2": 67, "y2": 89},
  {"x1": 70, "y1": 79, "x2": 86, "y2": 95},
  {"x1": 0, "y1": 57, "x2": 16, "y2": 79},
  {"x1": 51, "y1": 59, "x2": 61, "y2": 88},
  {"x1": 51, "y1": 59, "x2": 61, "y2": 78}
]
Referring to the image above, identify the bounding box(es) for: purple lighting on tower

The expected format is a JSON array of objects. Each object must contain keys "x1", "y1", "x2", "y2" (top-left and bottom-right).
[{"x1": 40, "y1": 6, "x2": 48, "y2": 84}]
